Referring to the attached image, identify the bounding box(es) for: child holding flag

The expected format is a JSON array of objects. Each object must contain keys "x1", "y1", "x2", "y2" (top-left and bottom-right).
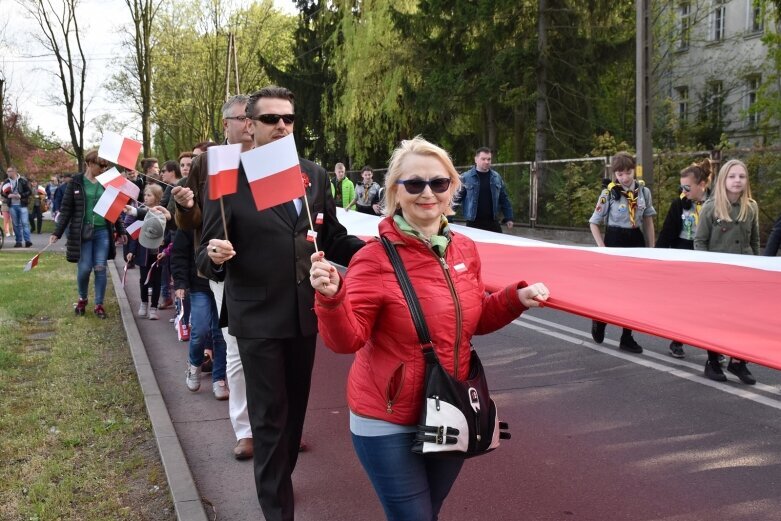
[{"x1": 126, "y1": 184, "x2": 168, "y2": 320}]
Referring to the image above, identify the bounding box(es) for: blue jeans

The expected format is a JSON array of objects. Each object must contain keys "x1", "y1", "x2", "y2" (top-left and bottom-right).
[
  {"x1": 188, "y1": 290, "x2": 226, "y2": 381},
  {"x1": 77, "y1": 227, "x2": 109, "y2": 305},
  {"x1": 351, "y1": 432, "x2": 464, "y2": 521},
  {"x1": 10, "y1": 204, "x2": 30, "y2": 244}
]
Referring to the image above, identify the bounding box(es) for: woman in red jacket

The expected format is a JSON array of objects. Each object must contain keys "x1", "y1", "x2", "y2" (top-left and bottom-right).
[{"x1": 310, "y1": 136, "x2": 549, "y2": 521}]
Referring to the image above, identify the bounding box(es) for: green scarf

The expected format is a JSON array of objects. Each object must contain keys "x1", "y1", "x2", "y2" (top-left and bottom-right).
[{"x1": 393, "y1": 214, "x2": 451, "y2": 257}]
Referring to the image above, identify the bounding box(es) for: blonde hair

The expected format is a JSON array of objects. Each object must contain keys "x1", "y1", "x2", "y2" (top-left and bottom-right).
[
  {"x1": 712, "y1": 159, "x2": 754, "y2": 222},
  {"x1": 143, "y1": 184, "x2": 164, "y2": 206},
  {"x1": 383, "y1": 136, "x2": 461, "y2": 216}
]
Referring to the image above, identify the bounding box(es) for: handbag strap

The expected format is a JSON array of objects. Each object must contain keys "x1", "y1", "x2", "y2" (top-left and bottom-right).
[{"x1": 380, "y1": 235, "x2": 434, "y2": 350}]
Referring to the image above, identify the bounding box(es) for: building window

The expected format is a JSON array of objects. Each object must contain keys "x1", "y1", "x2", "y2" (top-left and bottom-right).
[
  {"x1": 679, "y1": 2, "x2": 691, "y2": 49},
  {"x1": 746, "y1": 76, "x2": 760, "y2": 127},
  {"x1": 711, "y1": 0, "x2": 726, "y2": 41},
  {"x1": 676, "y1": 86, "x2": 689, "y2": 124},
  {"x1": 709, "y1": 81, "x2": 724, "y2": 122},
  {"x1": 747, "y1": 0, "x2": 763, "y2": 33}
]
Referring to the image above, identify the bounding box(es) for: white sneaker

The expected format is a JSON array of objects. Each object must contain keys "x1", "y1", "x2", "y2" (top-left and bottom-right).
[
  {"x1": 138, "y1": 302, "x2": 148, "y2": 317},
  {"x1": 148, "y1": 307, "x2": 159, "y2": 320},
  {"x1": 185, "y1": 363, "x2": 202, "y2": 391},
  {"x1": 212, "y1": 380, "x2": 229, "y2": 400}
]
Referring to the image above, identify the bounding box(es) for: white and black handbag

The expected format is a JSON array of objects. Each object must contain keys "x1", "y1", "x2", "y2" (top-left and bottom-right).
[{"x1": 380, "y1": 236, "x2": 510, "y2": 458}]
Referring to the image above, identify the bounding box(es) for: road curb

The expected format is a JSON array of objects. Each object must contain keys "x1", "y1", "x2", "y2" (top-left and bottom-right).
[{"x1": 108, "y1": 261, "x2": 208, "y2": 521}]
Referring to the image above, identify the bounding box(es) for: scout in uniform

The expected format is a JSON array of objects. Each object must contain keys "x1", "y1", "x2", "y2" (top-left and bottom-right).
[{"x1": 588, "y1": 152, "x2": 656, "y2": 353}]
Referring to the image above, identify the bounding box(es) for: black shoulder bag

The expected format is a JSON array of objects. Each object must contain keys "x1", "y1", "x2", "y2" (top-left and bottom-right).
[{"x1": 380, "y1": 236, "x2": 510, "y2": 458}]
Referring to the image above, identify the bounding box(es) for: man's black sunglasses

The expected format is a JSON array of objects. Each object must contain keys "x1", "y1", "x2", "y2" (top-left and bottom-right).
[
  {"x1": 250, "y1": 114, "x2": 296, "y2": 125},
  {"x1": 396, "y1": 178, "x2": 451, "y2": 194}
]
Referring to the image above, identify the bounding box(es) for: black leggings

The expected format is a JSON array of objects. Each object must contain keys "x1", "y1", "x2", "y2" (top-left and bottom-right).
[{"x1": 139, "y1": 263, "x2": 161, "y2": 307}]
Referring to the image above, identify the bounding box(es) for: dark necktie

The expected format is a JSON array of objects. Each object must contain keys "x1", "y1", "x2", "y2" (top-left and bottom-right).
[{"x1": 284, "y1": 200, "x2": 298, "y2": 225}]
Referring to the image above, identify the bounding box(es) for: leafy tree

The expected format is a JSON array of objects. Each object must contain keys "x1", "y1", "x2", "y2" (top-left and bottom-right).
[{"x1": 18, "y1": 0, "x2": 87, "y2": 170}]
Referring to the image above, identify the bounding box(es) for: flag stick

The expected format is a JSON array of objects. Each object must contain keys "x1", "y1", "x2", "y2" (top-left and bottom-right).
[
  {"x1": 301, "y1": 191, "x2": 318, "y2": 251},
  {"x1": 219, "y1": 197, "x2": 230, "y2": 243}
]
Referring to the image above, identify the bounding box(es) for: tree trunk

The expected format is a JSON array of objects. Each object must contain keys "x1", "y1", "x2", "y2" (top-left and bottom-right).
[
  {"x1": 486, "y1": 101, "x2": 497, "y2": 152},
  {"x1": 0, "y1": 79, "x2": 12, "y2": 169},
  {"x1": 23, "y1": 0, "x2": 87, "y2": 170},
  {"x1": 535, "y1": 0, "x2": 548, "y2": 169}
]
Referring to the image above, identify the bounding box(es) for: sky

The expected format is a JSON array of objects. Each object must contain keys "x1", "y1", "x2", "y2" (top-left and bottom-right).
[{"x1": 2, "y1": 0, "x2": 298, "y2": 146}]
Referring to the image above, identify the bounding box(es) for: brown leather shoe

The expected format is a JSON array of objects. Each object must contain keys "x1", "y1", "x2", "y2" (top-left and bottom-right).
[{"x1": 234, "y1": 438, "x2": 253, "y2": 460}]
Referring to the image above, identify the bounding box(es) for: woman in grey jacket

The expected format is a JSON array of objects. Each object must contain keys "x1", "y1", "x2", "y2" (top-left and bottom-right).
[{"x1": 694, "y1": 159, "x2": 759, "y2": 384}]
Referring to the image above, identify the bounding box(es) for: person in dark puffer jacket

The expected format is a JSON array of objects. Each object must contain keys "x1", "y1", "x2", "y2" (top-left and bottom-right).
[{"x1": 50, "y1": 149, "x2": 126, "y2": 319}]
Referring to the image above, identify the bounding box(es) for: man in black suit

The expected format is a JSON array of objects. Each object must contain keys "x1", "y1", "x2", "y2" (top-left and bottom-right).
[{"x1": 196, "y1": 86, "x2": 364, "y2": 521}]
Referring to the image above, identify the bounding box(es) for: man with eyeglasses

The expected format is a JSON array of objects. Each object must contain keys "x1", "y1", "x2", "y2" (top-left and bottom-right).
[
  {"x1": 174, "y1": 94, "x2": 256, "y2": 459},
  {"x1": 453, "y1": 147, "x2": 514, "y2": 233},
  {"x1": 197, "y1": 85, "x2": 364, "y2": 521}
]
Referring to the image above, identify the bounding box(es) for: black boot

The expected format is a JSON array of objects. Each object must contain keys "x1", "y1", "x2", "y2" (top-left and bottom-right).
[
  {"x1": 619, "y1": 330, "x2": 642, "y2": 353},
  {"x1": 591, "y1": 320, "x2": 606, "y2": 344},
  {"x1": 727, "y1": 359, "x2": 756, "y2": 385},
  {"x1": 704, "y1": 359, "x2": 727, "y2": 382}
]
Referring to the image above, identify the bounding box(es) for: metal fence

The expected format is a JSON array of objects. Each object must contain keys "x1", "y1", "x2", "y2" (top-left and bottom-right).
[{"x1": 337, "y1": 148, "x2": 781, "y2": 238}]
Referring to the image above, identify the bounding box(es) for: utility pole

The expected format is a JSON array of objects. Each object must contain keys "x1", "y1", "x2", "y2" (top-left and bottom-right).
[{"x1": 636, "y1": 0, "x2": 653, "y2": 186}]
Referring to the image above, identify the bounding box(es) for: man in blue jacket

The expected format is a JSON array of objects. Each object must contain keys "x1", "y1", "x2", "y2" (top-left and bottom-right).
[{"x1": 454, "y1": 147, "x2": 514, "y2": 233}]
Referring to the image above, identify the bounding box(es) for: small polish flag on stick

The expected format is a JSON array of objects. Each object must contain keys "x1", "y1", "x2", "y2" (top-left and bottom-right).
[
  {"x1": 23, "y1": 254, "x2": 40, "y2": 272},
  {"x1": 316, "y1": 212, "x2": 324, "y2": 225},
  {"x1": 144, "y1": 261, "x2": 158, "y2": 285},
  {"x1": 126, "y1": 219, "x2": 143, "y2": 239},
  {"x1": 96, "y1": 167, "x2": 126, "y2": 189},
  {"x1": 117, "y1": 177, "x2": 140, "y2": 201},
  {"x1": 307, "y1": 229, "x2": 318, "y2": 243},
  {"x1": 241, "y1": 134, "x2": 305, "y2": 211},
  {"x1": 94, "y1": 186, "x2": 130, "y2": 223},
  {"x1": 207, "y1": 144, "x2": 241, "y2": 200},
  {"x1": 98, "y1": 132, "x2": 143, "y2": 170}
]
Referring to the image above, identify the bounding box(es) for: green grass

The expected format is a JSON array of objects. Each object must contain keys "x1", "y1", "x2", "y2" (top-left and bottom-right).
[{"x1": 0, "y1": 250, "x2": 174, "y2": 521}]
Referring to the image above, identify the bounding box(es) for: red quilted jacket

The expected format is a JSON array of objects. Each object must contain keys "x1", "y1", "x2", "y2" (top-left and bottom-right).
[{"x1": 315, "y1": 217, "x2": 528, "y2": 425}]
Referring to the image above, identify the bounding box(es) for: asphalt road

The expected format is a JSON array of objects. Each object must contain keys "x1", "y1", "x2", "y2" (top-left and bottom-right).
[{"x1": 23, "y1": 229, "x2": 781, "y2": 520}]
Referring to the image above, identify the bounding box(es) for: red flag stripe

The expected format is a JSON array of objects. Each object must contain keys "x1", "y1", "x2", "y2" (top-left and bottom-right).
[
  {"x1": 334, "y1": 210, "x2": 781, "y2": 369},
  {"x1": 248, "y1": 165, "x2": 305, "y2": 211},
  {"x1": 209, "y1": 168, "x2": 239, "y2": 200}
]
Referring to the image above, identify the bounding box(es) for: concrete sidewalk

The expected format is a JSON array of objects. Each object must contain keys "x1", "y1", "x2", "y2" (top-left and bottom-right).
[{"x1": 111, "y1": 254, "x2": 383, "y2": 520}]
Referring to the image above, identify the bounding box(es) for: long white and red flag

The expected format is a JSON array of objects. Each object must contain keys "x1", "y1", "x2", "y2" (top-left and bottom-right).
[
  {"x1": 337, "y1": 210, "x2": 781, "y2": 369},
  {"x1": 240, "y1": 134, "x2": 304, "y2": 211},
  {"x1": 98, "y1": 132, "x2": 143, "y2": 170},
  {"x1": 207, "y1": 144, "x2": 241, "y2": 200},
  {"x1": 94, "y1": 186, "x2": 130, "y2": 223}
]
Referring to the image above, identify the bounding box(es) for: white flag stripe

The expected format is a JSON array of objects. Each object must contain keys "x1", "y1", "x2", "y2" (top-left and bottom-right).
[
  {"x1": 208, "y1": 143, "x2": 242, "y2": 175},
  {"x1": 93, "y1": 186, "x2": 123, "y2": 218},
  {"x1": 96, "y1": 167, "x2": 123, "y2": 187},
  {"x1": 117, "y1": 178, "x2": 140, "y2": 200},
  {"x1": 126, "y1": 220, "x2": 143, "y2": 237},
  {"x1": 241, "y1": 134, "x2": 299, "y2": 182},
  {"x1": 97, "y1": 132, "x2": 124, "y2": 163}
]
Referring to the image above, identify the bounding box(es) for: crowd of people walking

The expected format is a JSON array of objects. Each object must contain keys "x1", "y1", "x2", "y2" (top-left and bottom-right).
[{"x1": 2, "y1": 82, "x2": 779, "y2": 521}]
